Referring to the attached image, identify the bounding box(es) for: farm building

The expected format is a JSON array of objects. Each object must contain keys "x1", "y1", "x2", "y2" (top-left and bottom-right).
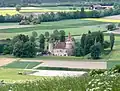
[
  {"x1": 48, "y1": 33, "x2": 75, "y2": 56},
  {"x1": 91, "y1": 5, "x2": 113, "y2": 10}
]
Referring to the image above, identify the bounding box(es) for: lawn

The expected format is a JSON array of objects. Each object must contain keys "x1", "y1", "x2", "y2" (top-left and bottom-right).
[
  {"x1": 0, "y1": 68, "x2": 41, "y2": 83},
  {"x1": 3, "y1": 61, "x2": 41, "y2": 69}
]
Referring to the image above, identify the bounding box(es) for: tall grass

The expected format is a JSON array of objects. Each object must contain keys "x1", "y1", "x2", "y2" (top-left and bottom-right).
[{"x1": 0, "y1": 76, "x2": 89, "y2": 91}]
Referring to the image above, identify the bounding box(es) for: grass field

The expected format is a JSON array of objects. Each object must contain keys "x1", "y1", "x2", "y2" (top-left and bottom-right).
[
  {"x1": 0, "y1": 68, "x2": 41, "y2": 83},
  {"x1": 0, "y1": 19, "x2": 107, "y2": 39},
  {"x1": 3, "y1": 61, "x2": 41, "y2": 69}
]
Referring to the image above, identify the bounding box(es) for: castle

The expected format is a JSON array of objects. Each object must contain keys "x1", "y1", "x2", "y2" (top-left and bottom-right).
[{"x1": 48, "y1": 33, "x2": 75, "y2": 56}]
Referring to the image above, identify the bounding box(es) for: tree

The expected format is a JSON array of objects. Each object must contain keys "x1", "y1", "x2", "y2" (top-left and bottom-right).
[
  {"x1": 59, "y1": 30, "x2": 65, "y2": 42},
  {"x1": 32, "y1": 31, "x2": 38, "y2": 38},
  {"x1": 80, "y1": 7, "x2": 86, "y2": 18},
  {"x1": 84, "y1": 34, "x2": 94, "y2": 55},
  {"x1": 74, "y1": 42, "x2": 84, "y2": 57},
  {"x1": 12, "y1": 34, "x2": 29, "y2": 44},
  {"x1": 90, "y1": 42, "x2": 102, "y2": 59},
  {"x1": 39, "y1": 34, "x2": 45, "y2": 52},
  {"x1": 3, "y1": 44, "x2": 13, "y2": 54},
  {"x1": 13, "y1": 41, "x2": 24, "y2": 57},
  {"x1": 13, "y1": 41, "x2": 36, "y2": 58},
  {"x1": 44, "y1": 32, "x2": 49, "y2": 51},
  {"x1": 45, "y1": 32, "x2": 49, "y2": 40},
  {"x1": 110, "y1": 33, "x2": 115, "y2": 50},
  {"x1": 23, "y1": 41, "x2": 36, "y2": 57},
  {"x1": 53, "y1": 30, "x2": 60, "y2": 42},
  {"x1": 30, "y1": 36, "x2": 35, "y2": 42},
  {"x1": 16, "y1": 4, "x2": 21, "y2": 12},
  {"x1": 81, "y1": 34, "x2": 86, "y2": 49}
]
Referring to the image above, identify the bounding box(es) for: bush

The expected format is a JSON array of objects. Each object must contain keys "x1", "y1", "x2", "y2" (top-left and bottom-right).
[
  {"x1": 118, "y1": 23, "x2": 120, "y2": 27},
  {"x1": 107, "y1": 24, "x2": 116, "y2": 31},
  {"x1": 19, "y1": 19, "x2": 30, "y2": 25},
  {"x1": 89, "y1": 69, "x2": 106, "y2": 76},
  {"x1": 112, "y1": 65, "x2": 120, "y2": 73},
  {"x1": 103, "y1": 41, "x2": 110, "y2": 49}
]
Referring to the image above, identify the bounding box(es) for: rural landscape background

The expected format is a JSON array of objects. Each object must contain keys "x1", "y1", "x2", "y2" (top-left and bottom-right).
[{"x1": 0, "y1": 0, "x2": 120, "y2": 91}]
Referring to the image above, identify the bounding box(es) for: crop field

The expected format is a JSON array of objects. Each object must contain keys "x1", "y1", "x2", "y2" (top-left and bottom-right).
[
  {"x1": 0, "y1": 19, "x2": 107, "y2": 39},
  {"x1": 0, "y1": 10, "x2": 19, "y2": 16},
  {"x1": 83, "y1": 18, "x2": 120, "y2": 23},
  {"x1": 0, "y1": 7, "x2": 91, "y2": 16},
  {"x1": 3, "y1": 61, "x2": 41, "y2": 69}
]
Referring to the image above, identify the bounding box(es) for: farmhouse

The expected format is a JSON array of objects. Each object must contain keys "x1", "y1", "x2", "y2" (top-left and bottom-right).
[{"x1": 48, "y1": 33, "x2": 75, "y2": 56}]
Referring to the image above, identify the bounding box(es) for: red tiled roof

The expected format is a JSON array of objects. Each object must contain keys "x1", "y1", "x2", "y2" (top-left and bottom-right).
[{"x1": 54, "y1": 42, "x2": 66, "y2": 49}]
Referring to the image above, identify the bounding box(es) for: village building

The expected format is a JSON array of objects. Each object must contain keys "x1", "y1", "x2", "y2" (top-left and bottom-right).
[{"x1": 48, "y1": 33, "x2": 75, "y2": 56}]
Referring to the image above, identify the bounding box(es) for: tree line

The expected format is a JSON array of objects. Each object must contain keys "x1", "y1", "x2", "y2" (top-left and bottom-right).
[
  {"x1": 1, "y1": 6, "x2": 120, "y2": 23},
  {"x1": 0, "y1": 29, "x2": 66, "y2": 58},
  {"x1": 0, "y1": 14, "x2": 22, "y2": 23},
  {"x1": 74, "y1": 31, "x2": 115, "y2": 59}
]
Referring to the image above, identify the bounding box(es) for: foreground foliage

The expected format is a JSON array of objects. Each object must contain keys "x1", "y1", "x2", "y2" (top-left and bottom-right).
[{"x1": 0, "y1": 76, "x2": 89, "y2": 91}]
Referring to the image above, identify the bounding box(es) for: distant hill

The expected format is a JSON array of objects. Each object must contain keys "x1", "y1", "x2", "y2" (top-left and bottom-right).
[{"x1": 0, "y1": 0, "x2": 119, "y2": 7}]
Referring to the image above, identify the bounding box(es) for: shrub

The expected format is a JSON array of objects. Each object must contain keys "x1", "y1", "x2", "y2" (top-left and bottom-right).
[
  {"x1": 107, "y1": 24, "x2": 116, "y2": 31},
  {"x1": 89, "y1": 69, "x2": 106, "y2": 76},
  {"x1": 118, "y1": 23, "x2": 120, "y2": 27},
  {"x1": 112, "y1": 65, "x2": 120, "y2": 73},
  {"x1": 103, "y1": 41, "x2": 110, "y2": 49},
  {"x1": 19, "y1": 19, "x2": 30, "y2": 25}
]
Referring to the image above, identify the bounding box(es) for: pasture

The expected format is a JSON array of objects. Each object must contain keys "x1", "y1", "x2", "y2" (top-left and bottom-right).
[{"x1": 0, "y1": 19, "x2": 107, "y2": 39}]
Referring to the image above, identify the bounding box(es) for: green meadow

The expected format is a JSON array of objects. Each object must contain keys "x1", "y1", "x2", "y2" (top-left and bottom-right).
[{"x1": 0, "y1": 19, "x2": 107, "y2": 39}]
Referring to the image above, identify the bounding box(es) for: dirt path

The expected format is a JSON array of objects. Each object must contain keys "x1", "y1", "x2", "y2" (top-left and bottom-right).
[{"x1": 0, "y1": 58, "x2": 16, "y2": 66}]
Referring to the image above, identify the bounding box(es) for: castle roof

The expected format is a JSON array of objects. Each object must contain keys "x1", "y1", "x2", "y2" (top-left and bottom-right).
[{"x1": 54, "y1": 42, "x2": 66, "y2": 49}]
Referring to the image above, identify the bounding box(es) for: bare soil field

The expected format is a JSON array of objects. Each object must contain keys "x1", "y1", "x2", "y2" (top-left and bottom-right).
[
  {"x1": 0, "y1": 58, "x2": 17, "y2": 66},
  {"x1": 104, "y1": 15, "x2": 120, "y2": 20}
]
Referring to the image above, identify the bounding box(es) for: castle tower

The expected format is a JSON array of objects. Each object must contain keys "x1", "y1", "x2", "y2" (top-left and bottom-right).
[
  {"x1": 48, "y1": 42, "x2": 54, "y2": 54},
  {"x1": 65, "y1": 33, "x2": 73, "y2": 49}
]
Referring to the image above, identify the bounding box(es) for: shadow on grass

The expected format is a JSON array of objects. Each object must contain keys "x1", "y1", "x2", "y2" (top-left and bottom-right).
[{"x1": 103, "y1": 49, "x2": 111, "y2": 56}]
